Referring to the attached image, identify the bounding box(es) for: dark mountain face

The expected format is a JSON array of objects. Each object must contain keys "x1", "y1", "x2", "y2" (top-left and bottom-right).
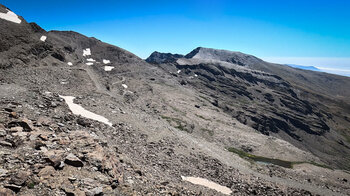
[
  {"x1": 147, "y1": 47, "x2": 350, "y2": 170},
  {"x1": 146, "y1": 51, "x2": 184, "y2": 64}
]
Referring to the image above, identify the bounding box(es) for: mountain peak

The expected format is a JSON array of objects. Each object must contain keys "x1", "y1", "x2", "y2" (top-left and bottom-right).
[
  {"x1": 146, "y1": 51, "x2": 184, "y2": 64},
  {"x1": 183, "y1": 47, "x2": 263, "y2": 67}
]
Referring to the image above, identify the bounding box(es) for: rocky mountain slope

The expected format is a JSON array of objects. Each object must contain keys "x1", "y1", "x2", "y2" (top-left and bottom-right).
[
  {"x1": 1, "y1": 4, "x2": 350, "y2": 196},
  {"x1": 147, "y1": 47, "x2": 350, "y2": 170}
]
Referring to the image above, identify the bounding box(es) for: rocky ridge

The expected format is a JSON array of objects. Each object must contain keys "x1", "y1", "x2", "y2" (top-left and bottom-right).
[{"x1": 1, "y1": 4, "x2": 350, "y2": 196}]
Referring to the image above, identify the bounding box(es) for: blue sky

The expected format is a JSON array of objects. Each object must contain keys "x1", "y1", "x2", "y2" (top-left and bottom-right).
[{"x1": 3, "y1": 0, "x2": 350, "y2": 75}]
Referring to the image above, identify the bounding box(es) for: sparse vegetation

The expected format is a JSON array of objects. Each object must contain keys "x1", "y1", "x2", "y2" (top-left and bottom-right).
[
  {"x1": 227, "y1": 147, "x2": 331, "y2": 169},
  {"x1": 198, "y1": 95, "x2": 211, "y2": 102},
  {"x1": 195, "y1": 114, "x2": 210, "y2": 121},
  {"x1": 169, "y1": 105, "x2": 186, "y2": 115},
  {"x1": 341, "y1": 132, "x2": 350, "y2": 144},
  {"x1": 161, "y1": 115, "x2": 192, "y2": 133},
  {"x1": 27, "y1": 182, "x2": 35, "y2": 189},
  {"x1": 201, "y1": 128, "x2": 214, "y2": 136}
]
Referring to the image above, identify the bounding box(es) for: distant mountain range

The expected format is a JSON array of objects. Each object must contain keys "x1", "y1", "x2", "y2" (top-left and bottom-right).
[{"x1": 285, "y1": 64, "x2": 320, "y2": 71}]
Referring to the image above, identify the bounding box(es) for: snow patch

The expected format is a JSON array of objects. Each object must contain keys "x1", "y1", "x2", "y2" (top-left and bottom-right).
[
  {"x1": 181, "y1": 176, "x2": 232, "y2": 195},
  {"x1": 0, "y1": 10, "x2": 21, "y2": 24},
  {"x1": 40, "y1": 35, "x2": 47, "y2": 42},
  {"x1": 59, "y1": 95, "x2": 112, "y2": 126},
  {"x1": 103, "y1": 59, "x2": 111, "y2": 64},
  {"x1": 104, "y1": 66, "x2": 114, "y2": 71},
  {"x1": 83, "y1": 48, "x2": 91, "y2": 56},
  {"x1": 177, "y1": 70, "x2": 181, "y2": 73},
  {"x1": 86, "y1": 58, "x2": 95, "y2": 62},
  {"x1": 67, "y1": 62, "x2": 73, "y2": 66},
  {"x1": 194, "y1": 74, "x2": 198, "y2": 77},
  {"x1": 122, "y1": 84, "x2": 128, "y2": 89},
  {"x1": 86, "y1": 62, "x2": 93, "y2": 66}
]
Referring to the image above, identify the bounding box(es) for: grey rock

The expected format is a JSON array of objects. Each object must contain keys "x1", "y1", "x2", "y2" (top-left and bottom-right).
[
  {"x1": 0, "y1": 141, "x2": 12, "y2": 147},
  {"x1": 0, "y1": 129, "x2": 6, "y2": 137},
  {"x1": 86, "y1": 187, "x2": 103, "y2": 196},
  {"x1": 65, "y1": 153, "x2": 84, "y2": 167}
]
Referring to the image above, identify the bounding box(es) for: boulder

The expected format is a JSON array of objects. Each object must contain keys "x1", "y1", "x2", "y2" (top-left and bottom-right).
[
  {"x1": 86, "y1": 187, "x2": 103, "y2": 196},
  {"x1": 9, "y1": 171, "x2": 30, "y2": 186},
  {"x1": 9, "y1": 126, "x2": 23, "y2": 132},
  {"x1": 38, "y1": 166, "x2": 55, "y2": 178},
  {"x1": 86, "y1": 146, "x2": 104, "y2": 169},
  {"x1": 3, "y1": 184, "x2": 21, "y2": 193},
  {"x1": 0, "y1": 140, "x2": 12, "y2": 147},
  {"x1": 65, "y1": 153, "x2": 84, "y2": 167},
  {"x1": 0, "y1": 188, "x2": 15, "y2": 196},
  {"x1": 44, "y1": 150, "x2": 65, "y2": 169},
  {"x1": 36, "y1": 116, "x2": 52, "y2": 126},
  {"x1": 0, "y1": 128, "x2": 6, "y2": 137},
  {"x1": 8, "y1": 118, "x2": 34, "y2": 132}
]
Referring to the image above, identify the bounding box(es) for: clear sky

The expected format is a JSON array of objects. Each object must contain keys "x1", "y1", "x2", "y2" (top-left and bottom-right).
[{"x1": 3, "y1": 0, "x2": 350, "y2": 75}]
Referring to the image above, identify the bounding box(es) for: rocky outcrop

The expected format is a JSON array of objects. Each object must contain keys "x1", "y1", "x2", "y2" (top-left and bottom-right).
[
  {"x1": 0, "y1": 100, "x2": 125, "y2": 195},
  {"x1": 146, "y1": 51, "x2": 184, "y2": 64}
]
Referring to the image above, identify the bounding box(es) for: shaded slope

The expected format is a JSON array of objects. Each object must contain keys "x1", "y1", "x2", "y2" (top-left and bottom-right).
[{"x1": 146, "y1": 47, "x2": 350, "y2": 170}]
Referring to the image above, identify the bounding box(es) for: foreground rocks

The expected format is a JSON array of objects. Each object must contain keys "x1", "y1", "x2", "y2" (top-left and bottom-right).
[
  {"x1": 2, "y1": 92, "x2": 342, "y2": 195},
  {"x1": 0, "y1": 100, "x2": 126, "y2": 195}
]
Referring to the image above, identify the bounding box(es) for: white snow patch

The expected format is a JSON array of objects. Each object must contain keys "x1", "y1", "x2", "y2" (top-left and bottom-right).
[
  {"x1": 67, "y1": 62, "x2": 73, "y2": 66},
  {"x1": 59, "y1": 95, "x2": 112, "y2": 126},
  {"x1": 86, "y1": 58, "x2": 95, "y2": 62},
  {"x1": 40, "y1": 35, "x2": 47, "y2": 42},
  {"x1": 181, "y1": 176, "x2": 232, "y2": 195},
  {"x1": 83, "y1": 48, "x2": 91, "y2": 56},
  {"x1": 194, "y1": 74, "x2": 198, "y2": 77},
  {"x1": 86, "y1": 62, "x2": 93, "y2": 66},
  {"x1": 0, "y1": 10, "x2": 21, "y2": 24},
  {"x1": 177, "y1": 70, "x2": 181, "y2": 73},
  {"x1": 103, "y1": 59, "x2": 111, "y2": 64},
  {"x1": 122, "y1": 84, "x2": 128, "y2": 89},
  {"x1": 104, "y1": 66, "x2": 114, "y2": 71}
]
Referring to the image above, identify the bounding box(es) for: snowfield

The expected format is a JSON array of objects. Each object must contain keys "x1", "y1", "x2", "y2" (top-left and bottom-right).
[
  {"x1": 103, "y1": 59, "x2": 111, "y2": 64},
  {"x1": 83, "y1": 48, "x2": 91, "y2": 56},
  {"x1": 40, "y1": 35, "x2": 47, "y2": 42},
  {"x1": 86, "y1": 62, "x2": 93, "y2": 66},
  {"x1": 104, "y1": 66, "x2": 114, "y2": 71},
  {"x1": 122, "y1": 84, "x2": 128, "y2": 89},
  {"x1": 67, "y1": 62, "x2": 73, "y2": 66},
  {"x1": 86, "y1": 58, "x2": 96, "y2": 62},
  {"x1": 59, "y1": 95, "x2": 112, "y2": 126},
  {"x1": 0, "y1": 9, "x2": 21, "y2": 24},
  {"x1": 181, "y1": 176, "x2": 232, "y2": 195}
]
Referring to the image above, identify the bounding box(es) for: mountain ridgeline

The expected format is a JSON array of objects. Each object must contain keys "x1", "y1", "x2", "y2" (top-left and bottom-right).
[{"x1": 1, "y1": 3, "x2": 350, "y2": 195}]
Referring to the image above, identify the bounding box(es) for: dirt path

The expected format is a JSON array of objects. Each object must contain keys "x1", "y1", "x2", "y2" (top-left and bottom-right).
[
  {"x1": 83, "y1": 64, "x2": 113, "y2": 96},
  {"x1": 112, "y1": 76, "x2": 125, "y2": 85}
]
